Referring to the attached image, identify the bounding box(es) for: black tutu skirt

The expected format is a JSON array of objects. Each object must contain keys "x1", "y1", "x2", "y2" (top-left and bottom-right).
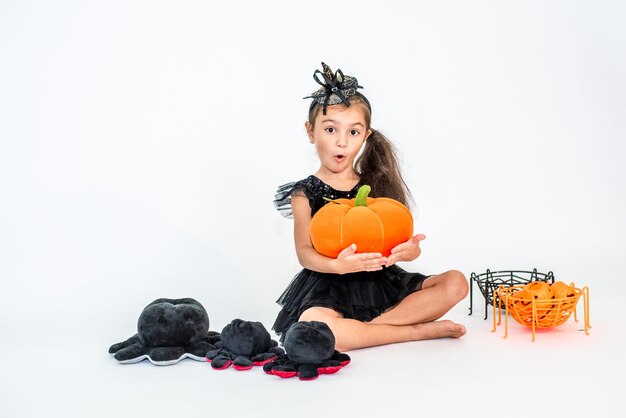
[{"x1": 272, "y1": 265, "x2": 428, "y2": 340}]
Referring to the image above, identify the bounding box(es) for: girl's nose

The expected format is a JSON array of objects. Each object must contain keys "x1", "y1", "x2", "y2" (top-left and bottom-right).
[{"x1": 336, "y1": 133, "x2": 348, "y2": 147}]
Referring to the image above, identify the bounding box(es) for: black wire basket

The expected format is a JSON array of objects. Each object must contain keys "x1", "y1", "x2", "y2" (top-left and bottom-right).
[{"x1": 468, "y1": 269, "x2": 555, "y2": 319}]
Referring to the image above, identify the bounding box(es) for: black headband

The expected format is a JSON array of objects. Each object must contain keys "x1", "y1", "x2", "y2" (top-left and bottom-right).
[{"x1": 303, "y1": 62, "x2": 370, "y2": 115}]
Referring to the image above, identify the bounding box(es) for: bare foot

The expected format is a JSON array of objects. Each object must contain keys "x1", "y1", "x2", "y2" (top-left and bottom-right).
[{"x1": 412, "y1": 320, "x2": 466, "y2": 340}]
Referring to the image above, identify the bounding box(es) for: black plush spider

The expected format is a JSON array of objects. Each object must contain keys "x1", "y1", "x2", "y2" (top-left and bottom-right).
[
  {"x1": 206, "y1": 319, "x2": 284, "y2": 370},
  {"x1": 263, "y1": 321, "x2": 350, "y2": 380},
  {"x1": 109, "y1": 298, "x2": 221, "y2": 366}
]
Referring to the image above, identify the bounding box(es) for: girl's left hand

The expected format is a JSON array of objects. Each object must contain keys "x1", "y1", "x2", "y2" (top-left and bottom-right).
[{"x1": 385, "y1": 234, "x2": 426, "y2": 267}]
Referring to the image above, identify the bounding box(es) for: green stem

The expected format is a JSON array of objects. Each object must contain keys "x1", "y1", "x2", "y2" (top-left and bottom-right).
[{"x1": 355, "y1": 185, "x2": 371, "y2": 207}]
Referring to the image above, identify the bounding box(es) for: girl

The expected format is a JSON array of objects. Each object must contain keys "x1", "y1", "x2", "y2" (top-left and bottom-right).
[{"x1": 273, "y1": 63, "x2": 468, "y2": 352}]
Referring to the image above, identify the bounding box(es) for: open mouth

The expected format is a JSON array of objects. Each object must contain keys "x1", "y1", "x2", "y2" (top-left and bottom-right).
[{"x1": 334, "y1": 155, "x2": 346, "y2": 163}]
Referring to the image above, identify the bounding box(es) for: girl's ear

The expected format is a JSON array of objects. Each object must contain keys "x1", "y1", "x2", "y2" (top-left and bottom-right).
[
  {"x1": 305, "y1": 121, "x2": 315, "y2": 143},
  {"x1": 366, "y1": 129, "x2": 373, "y2": 140}
]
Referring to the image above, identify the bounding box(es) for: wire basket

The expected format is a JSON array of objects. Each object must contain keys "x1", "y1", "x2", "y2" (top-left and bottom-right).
[
  {"x1": 492, "y1": 283, "x2": 590, "y2": 342},
  {"x1": 468, "y1": 269, "x2": 554, "y2": 319}
]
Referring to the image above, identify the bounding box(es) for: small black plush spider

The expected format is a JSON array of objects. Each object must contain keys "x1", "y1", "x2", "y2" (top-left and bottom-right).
[
  {"x1": 263, "y1": 321, "x2": 350, "y2": 380},
  {"x1": 206, "y1": 319, "x2": 284, "y2": 370},
  {"x1": 109, "y1": 298, "x2": 221, "y2": 366}
]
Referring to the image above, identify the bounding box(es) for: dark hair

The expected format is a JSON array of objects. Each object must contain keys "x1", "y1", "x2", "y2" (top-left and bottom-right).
[{"x1": 307, "y1": 95, "x2": 413, "y2": 207}]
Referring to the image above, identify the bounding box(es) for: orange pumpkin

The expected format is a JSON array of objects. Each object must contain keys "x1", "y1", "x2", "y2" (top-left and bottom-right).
[
  {"x1": 524, "y1": 281, "x2": 553, "y2": 300},
  {"x1": 523, "y1": 281, "x2": 555, "y2": 316},
  {"x1": 551, "y1": 281, "x2": 576, "y2": 299},
  {"x1": 309, "y1": 185, "x2": 413, "y2": 258}
]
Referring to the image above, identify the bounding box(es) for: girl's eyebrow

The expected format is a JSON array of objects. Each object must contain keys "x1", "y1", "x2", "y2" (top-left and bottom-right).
[{"x1": 321, "y1": 119, "x2": 365, "y2": 127}]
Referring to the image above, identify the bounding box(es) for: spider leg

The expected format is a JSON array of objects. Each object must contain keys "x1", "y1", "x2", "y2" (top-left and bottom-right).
[
  {"x1": 269, "y1": 346, "x2": 285, "y2": 356},
  {"x1": 232, "y1": 356, "x2": 253, "y2": 370},
  {"x1": 297, "y1": 364, "x2": 320, "y2": 381},
  {"x1": 108, "y1": 334, "x2": 140, "y2": 355},
  {"x1": 269, "y1": 356, "x2": 298, "y2": 378},
  {"x1": 251, "y1": 352, "x2": 277, "y2": 366},
  {"x1": 262, "y1": 361, "x2": 277, "y2": 374},
  {"x1": 185, "y1": 340, "x2": 217, "y2": 361},
  {"x1": 110, "y1": 335, "x2": 148, "y2": 364},
  {"x1": 331, "y1": 350, "x2": 351, "y2": 367},
  {"x1": 207, "y1": 331, "x2": 221, "y2": 345},
  {"x1": 206, "y1": 348, "x2": 221, "y2": 361},
  {"x1": 147, "y1": 346, "x2": 186, "y2": 365},
  {"x1": 318, "y1": 360, "x2": 342, "y2": 375},
  {"x1": 209, "y1": 352, "x2": 233, "y2": 370}
]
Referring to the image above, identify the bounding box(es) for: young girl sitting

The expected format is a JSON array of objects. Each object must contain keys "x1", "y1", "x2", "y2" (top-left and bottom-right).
[{"x1": 273, "y1": 63, "x2": 468, "y2": 352}]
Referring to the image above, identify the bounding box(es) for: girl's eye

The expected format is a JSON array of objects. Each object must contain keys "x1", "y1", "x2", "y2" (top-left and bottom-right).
[
  {"x1": 350, "y1": 129, "x2": 360, "y2": 136},
  {"x1": 325, "y1": 127, "x2": 335, "y2": 133}
]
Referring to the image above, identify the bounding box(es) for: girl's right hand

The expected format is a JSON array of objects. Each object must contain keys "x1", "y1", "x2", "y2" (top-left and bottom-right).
[{"x1": 333, "y1": 244, "x2": 387, "y2": 275}]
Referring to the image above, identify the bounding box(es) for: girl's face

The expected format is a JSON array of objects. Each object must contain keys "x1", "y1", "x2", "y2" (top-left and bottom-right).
[{"x1": 305, "y1": 103, "x2": 372, "y2": 176}]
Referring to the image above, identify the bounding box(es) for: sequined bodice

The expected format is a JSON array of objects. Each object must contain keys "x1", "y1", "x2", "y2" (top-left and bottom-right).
[{"x1": 274, "y1": 175, "x2": 361, "y2": 218}]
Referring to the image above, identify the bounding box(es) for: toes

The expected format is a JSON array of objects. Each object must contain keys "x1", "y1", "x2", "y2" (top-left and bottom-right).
[{"x1": 450, "y1": 322, "x2": 466, "y2": 338}]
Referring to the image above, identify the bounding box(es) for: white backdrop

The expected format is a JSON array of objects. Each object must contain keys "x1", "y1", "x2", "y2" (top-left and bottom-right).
[{"x1": 1, "y1": 1, "x2": 625, "y2": 416}]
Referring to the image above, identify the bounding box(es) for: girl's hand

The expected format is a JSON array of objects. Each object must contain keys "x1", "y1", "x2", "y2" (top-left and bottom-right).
[
  {"x1": 385, "y1": 234, "x2": 426, "y2": 267},
  {"x1": 334, "y1": 244, "x2": 387, "y2": 275}
]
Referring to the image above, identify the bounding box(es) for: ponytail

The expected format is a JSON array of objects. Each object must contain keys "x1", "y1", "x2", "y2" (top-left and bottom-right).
[{"x1": 355, "y1": 129, "x2": 412, "y2": 207}]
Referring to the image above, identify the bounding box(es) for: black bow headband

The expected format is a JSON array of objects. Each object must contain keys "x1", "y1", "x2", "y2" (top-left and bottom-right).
[{"x1": 303, "y1": 62, "x2": 370, "y2": 115}]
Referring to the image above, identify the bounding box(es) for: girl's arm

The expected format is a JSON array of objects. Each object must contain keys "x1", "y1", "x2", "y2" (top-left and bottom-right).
[{"x1": 291, "y1": 195, "x2": 388, "y2": 274}]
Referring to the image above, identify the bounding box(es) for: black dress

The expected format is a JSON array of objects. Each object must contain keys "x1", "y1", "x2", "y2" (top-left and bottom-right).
[{"x1": 272, "y1": 175, "x2": 428, "y2": 340}]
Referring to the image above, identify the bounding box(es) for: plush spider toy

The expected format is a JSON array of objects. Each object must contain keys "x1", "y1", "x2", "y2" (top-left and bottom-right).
[
  {"x1": 109, "y1": 298, "x2": 221, "y2": 365},
  {"x1": 263, "y1": 321, "x2": 350, "y2": 380},
  {"x1": 206, "y1": 319, "x2": 284, "y2": 370}
]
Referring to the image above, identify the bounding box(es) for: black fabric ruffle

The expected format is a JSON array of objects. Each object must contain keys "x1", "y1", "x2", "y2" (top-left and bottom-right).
[
  {"x1": 273, "y1": 175, "x2": 361, "y2": 219},
  {"x1": 272, "y1": 266, "x2": 428, "y2": 341}
]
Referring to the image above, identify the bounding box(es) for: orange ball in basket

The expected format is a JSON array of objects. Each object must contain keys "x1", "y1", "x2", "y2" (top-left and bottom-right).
[
  {"x1": 309, "y1": 185, "x2": 413, "y2": 258},
  {"x1": 524, "y1": 281, "x2": 554, "y2": 314},
  {"x1": 524, "y1": 281, "x2": 553, "y2": 298},
  {"x1": 551, "y1": 281, "x2": 576, "y2": 299}
]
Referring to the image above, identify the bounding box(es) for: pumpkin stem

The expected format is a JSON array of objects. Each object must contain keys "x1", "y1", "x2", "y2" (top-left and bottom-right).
[{"x1": 355, "y1": 185, "x2": 371, "y2": 207}]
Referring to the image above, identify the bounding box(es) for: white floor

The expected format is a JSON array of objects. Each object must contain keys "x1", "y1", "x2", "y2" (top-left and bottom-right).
[{"x1": 2, "y1": 287, "x2": 623, "y2": 418}]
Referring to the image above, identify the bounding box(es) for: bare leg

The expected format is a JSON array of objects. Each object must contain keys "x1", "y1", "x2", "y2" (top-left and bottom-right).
[
  {"x1": 370, "y1": 270, "x2": 469, "y2": 326},
  {"x1": 297, "y1": 270, "x2": 469, "y2": 351},
  {"x1": 299, "y1": 307, "x2": 466, "y2": 352}
]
